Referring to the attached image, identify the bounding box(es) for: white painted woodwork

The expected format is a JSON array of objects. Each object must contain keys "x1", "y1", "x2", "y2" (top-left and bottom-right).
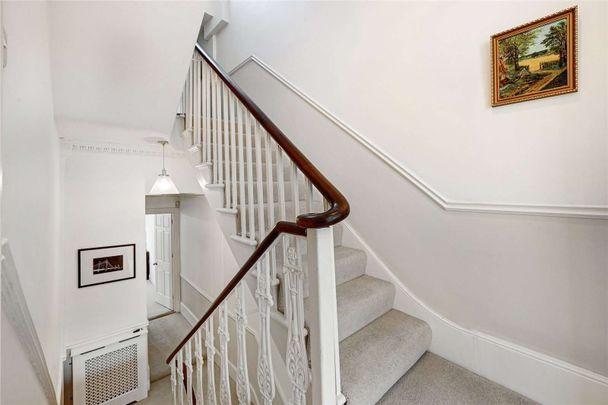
[
  {"x1": 205, "y1": 319, "x2": 218, "y2": 405},
  {"x1": 185, "y1": 342, "x2": 194, "y2": 405},
  {"x1": 307, "y1": 227, "x2": 342, "y2": 404},
  {"x1": 235, "y1": 282, "x2": 251, "y2": 405},
  {"x1": 218, "y1": 302, "x2": 232, "y2": 405},
  {"x1": 169, "y1": 54, "x2": 347, "y2": 405},
  {"x1": 154, "y1": 213, "x2": 173, "y2": 309},
  {"x1": 244, "y1": 113, "x2": 255, "y2": 242}
]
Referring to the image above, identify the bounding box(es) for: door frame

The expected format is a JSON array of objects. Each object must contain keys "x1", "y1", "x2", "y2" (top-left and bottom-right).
[{"x1": 145, "y1": 207, "x2": 181, "y2": 313}]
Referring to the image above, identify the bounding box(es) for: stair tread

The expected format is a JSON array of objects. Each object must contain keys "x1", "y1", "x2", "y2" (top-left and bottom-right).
[
  {"x1": 340, "y1": 309, "x2": 431, "y2": 405},
  {"x1": 335, "y1": 275, "x2": 395, "y2": 341},
  {"x1": 376, "y1": 352, "x2": 538, "y2": 405},
  {"x1": 334, "y1": 246, "x2": 367, "y2": 286}
]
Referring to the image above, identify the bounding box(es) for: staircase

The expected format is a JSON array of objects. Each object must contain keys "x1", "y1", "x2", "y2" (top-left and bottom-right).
[{"x1": 166, "y1": 44, "x2": 535, "y2": 405}]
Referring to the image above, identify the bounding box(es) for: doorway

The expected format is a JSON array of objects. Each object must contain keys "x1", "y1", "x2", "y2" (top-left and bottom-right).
[{"x1": 145, "y1": 211, "x2": 180, "y2": 320}]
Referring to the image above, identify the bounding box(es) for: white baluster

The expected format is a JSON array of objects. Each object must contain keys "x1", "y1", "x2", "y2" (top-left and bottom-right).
[
  {"x1": 237, "y1": 103, "x2": 247, "y2": 237},
  {"x1": 212, "y1": 73, "x2": 219, "y2": 184},
  {"x1": 244, "y1": 113, "x2": 256, "y2": 242},
  {"x1": 304, "y1": 177, "x2": 313, "y2": 214},
  {"x1": 235, "y1": 282, "x2": 251, "y2": 405},
  {"x1": 264, "y1": 132, "x2": 277, "y2": 283},
  {"x1": 171, "y1": 359, "x2": 178, "y2": 405},
  {"x1": 205, "y1": 319, "x2": 217, "y2": 405},
  {"x1": 185, "y1": 342, "x2": 194, "y2": 404},
  {"x1": 194, "y1": 60, "x2": 200, "y2": 148},
  {"x1": 178, "y1": 350, "x2": 185, "y2": 405},
  {"x1": 229, "y1": 94, "x2": 238, "y2": 210},
  {"x1": 195, "y1": 329, "x2": 205, "y2": 405},
  {"x1": 223, "y1": 83, "x2": 231, "y2": 207},
  {"x1": 284, "y1": 242, "x2": 310, "y2": 405},
  {"x1": 254, "y1": 123, "x2": 266, "y2": 239},
  {"x1": 217, "y1": 77, "x2": 224, "y2": 186},
  {"x1": 276, "y1": 146, "x2": 287, "y2": 222},
  {"x1": 189, "y1": 62, "x2": 194, "y2": 146},
  {"x1": 256, "y1": 258, "x2": 275, "y2": 405},
  {"x1": 205, "y1": 64, "x2": 211, "y2": 164},
  {"x1": 200, "y1": 61, "x2": 206, "y2": 162},
  {"x1": 187, "y1": 64, "x2": 193, "y2": 138},
  {"x1": 198, "y1": 59, "x2": 203, "y2": 149},
  {"x1": 290, "y1": 162, "x2": 300, "y2": 221},
  {"x1": 218, "y1": 302, "x2": 232, "y2": 405}
]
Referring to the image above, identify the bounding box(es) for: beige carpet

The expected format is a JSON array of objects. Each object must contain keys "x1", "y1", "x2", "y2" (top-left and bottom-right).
[
  {"x1": 148, "y1": 313, "x2": 191, "y2": 383},
  {"x1": 377, "y1": 352, "x2": 538, "y2": 405},
  {"x1": 147, "y1": 281, "x2": 173, "y2": 320},
  {"x1": 140, "y1": 362, "x2": 238, "y2": 404}
]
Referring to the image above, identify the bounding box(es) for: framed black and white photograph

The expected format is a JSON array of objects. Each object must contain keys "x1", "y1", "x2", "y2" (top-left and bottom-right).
[{"x1": 78, "y1": 244, "x2": 136, "y2": 288}]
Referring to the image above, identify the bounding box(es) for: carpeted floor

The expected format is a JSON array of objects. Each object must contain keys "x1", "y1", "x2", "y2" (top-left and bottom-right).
[
  {"x1": 147, "y1": 281, "x2": 173, "y2": 320},
  {"x1": 377, "y1": 352, "x2": 538, "y2": 405},
  {"x1": 148, "y1": 313, "x2": 191, "y2": 383}
]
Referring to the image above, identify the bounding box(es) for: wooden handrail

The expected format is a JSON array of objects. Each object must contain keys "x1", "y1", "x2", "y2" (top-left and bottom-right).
[
  {"x1": 167, "y1": 222, "x2": 306, "y2": 364},
  {"x1": 194, "y1": 44, "x2": 350, "y2": 228},
  {"x1": 167, "y1": 46, "x2": 350, "y2": 365}
]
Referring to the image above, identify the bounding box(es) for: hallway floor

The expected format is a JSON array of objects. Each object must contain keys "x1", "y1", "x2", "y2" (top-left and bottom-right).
[
  {"x1": 147, "y1": 312, "x2": 190, "y2": 383},
  {"x1": 147, "y1": 281, "x2": 173, "y2": 320}
]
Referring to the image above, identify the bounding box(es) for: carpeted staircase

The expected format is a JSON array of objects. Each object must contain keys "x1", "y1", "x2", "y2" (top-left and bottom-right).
[{"x1": 312, "y1": 238, "x2": 537, "y2": 404}]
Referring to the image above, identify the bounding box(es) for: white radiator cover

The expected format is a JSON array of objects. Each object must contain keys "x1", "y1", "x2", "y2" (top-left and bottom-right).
[{"x1": 71, "y1": 327, "x2": 148, "y2": 405}]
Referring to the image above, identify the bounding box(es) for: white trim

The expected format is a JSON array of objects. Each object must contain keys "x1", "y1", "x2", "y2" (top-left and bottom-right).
[
  {"x1": 1, "y1": 240, "x2": 58, "y2": 404},
  {"x1": 341, "y1": 222, "x2": 608, "y2": 404},
  {"x1": 60, "y1": 139, "x2": 184, "y2": 158},
  {"x1": 229, "y1": 56, "x2": 608, "y2": 220},
  {"x1": 65, "y1": 322, "x2": 149, "y2": 355},
  {"x1": 180, "y1": 302, "x2": 198, "y2": 326}
]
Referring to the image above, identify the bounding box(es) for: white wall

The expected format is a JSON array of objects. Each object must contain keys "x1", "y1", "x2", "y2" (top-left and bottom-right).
[
  {"x1": 215, "y1": 0, "x2": 608, "y2": 377},
  {"x1": 179, "y1": 195, "x2": 239, "y2": 298},
  {"x1": 1, "y1": 0, "x2": 63, "y2": 399},
  {"x1": 216, "y1": 0, "x2": 607, "y2": 207},
  {"x1": 48, "y1": 1, "x2": 207, "y2": 137},
  {"x1": 62, "y1": 145, "x2": 201, "y2": 347}
]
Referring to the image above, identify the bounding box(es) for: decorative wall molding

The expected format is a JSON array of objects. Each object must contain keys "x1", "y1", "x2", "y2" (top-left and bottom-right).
[
  {"x1": 60, "y1": 139, "x2": 185, "y2": 158},
  {"x1": 229, "y1": 55, "x2": 607, "y2": 219},
  {"x1": 341, "y1": 222, "x2": 608, "y2": 404},
  {"x1": 1, "y1": 240, "x2": 58, "y2": 404}
]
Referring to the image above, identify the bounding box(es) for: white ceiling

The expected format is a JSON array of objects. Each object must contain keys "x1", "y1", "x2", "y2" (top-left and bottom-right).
[{"x1": 49, "y1": 1, "x2": 207, "y2": 138}]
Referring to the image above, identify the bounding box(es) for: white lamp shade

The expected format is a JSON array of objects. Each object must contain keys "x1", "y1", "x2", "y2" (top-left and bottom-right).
[{"x1": 149, "y1": 173, "x2": 179, "y2": 195}]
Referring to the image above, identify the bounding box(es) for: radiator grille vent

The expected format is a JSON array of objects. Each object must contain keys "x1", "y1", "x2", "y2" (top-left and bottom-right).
[{"x1": 84, "y1": 343, "x2": 139, "y2": 405}]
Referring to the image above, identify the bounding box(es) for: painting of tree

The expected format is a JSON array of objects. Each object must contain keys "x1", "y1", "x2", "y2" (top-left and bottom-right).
[
  {"x1": 491, "y1": 7, "x2": 577, "y2": 106},
  {"x1": 541, "y1": 21, "x2": 568, "y2": 67}
]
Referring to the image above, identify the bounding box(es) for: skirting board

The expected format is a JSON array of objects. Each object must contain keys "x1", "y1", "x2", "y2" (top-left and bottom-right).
[
  {"x1": 340, "y1": 222, "x2": 608, "y2": 404},
  {"x1": 229, "y1": 55, "x2": 607, "y2": 220}
]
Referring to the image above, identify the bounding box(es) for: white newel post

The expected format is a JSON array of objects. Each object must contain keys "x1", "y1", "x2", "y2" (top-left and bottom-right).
[{"x1": 307, "y1": 227, "x2": 344, "y2": 404}]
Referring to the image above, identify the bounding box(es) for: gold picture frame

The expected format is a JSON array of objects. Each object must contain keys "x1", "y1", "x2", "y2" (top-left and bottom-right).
[{"x1": 491, "y1": 6, "x2": 577, "y2": 107}]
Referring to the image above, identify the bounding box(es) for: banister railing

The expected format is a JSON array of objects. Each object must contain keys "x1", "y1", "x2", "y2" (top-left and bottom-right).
[
  {"x1": 192, "y1": 44, "x2": 350, "y2": 228},
  {"x1": 167, "y1": 45, "x2": 349, "y2": 405}
]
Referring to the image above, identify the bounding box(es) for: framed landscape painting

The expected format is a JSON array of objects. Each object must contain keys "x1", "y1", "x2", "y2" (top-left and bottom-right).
[
  {"x1": 78, "y1": 244, "x2": 136, "y2": 288},
  {"x1": 491, "y1": 7, "x2": 577, "y2": 107}
]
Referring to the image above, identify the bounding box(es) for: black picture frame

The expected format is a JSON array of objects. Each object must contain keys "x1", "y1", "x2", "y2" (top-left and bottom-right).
[{"x1": 78, "y1": 243, "x2": 136, "y2": 288}]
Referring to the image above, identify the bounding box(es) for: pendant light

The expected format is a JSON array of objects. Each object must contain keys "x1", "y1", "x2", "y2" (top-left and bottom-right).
[{"x1": 149, "y1": 140, "x2": 179, "y2": 195}]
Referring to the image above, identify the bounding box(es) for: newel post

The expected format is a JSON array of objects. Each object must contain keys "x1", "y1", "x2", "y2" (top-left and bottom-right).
[{"x1": 307, "y1": 227, "x2": 345, "y2": 404}]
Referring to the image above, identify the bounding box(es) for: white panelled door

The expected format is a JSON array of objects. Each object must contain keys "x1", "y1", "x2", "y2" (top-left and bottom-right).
[{"x1": 154, "y1": 213, "x2": 173, "y2": 309}]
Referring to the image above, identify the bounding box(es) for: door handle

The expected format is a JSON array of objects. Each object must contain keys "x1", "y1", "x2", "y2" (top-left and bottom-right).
[{"x1": 152, "y1": 262, "x2": 158, "y2": 266}]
